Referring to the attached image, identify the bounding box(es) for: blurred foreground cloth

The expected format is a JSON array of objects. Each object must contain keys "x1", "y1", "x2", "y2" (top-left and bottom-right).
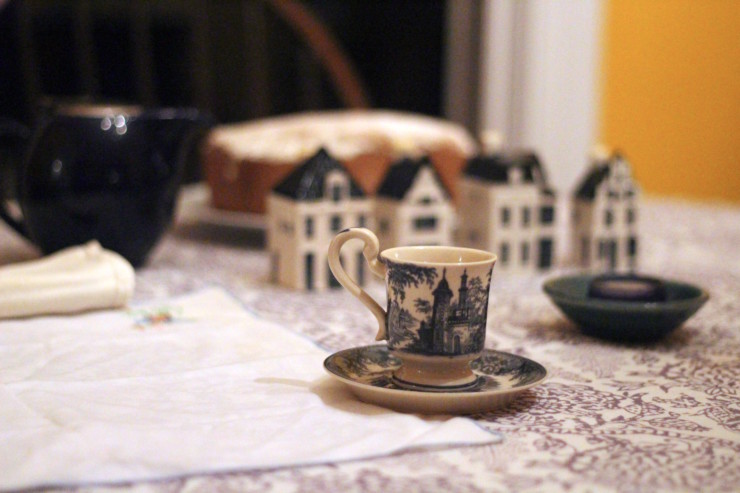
[
  {"x1": 0, "y1": 288, "x2": 499, "y2": 491},
  {"x1": 0, "y1": 241, "x2": 135, "y2": 319}
]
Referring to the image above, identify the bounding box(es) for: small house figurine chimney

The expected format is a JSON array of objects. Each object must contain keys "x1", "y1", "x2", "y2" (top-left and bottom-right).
[
  {"x1": 480, "y1": 130, "x2": 504, "y2": 155},
  {"x1": 508, "y1": 166, "x2": 524, "y2": 184}
]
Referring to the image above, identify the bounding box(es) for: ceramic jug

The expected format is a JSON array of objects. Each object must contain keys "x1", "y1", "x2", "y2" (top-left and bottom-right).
[{"x1": 0, "y1": 103, "x2": 210, "y2": 266}]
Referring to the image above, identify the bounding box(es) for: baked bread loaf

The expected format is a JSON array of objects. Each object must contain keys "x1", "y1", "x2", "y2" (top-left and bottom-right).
[{"x1": 203, "y1": 110, "x2": 477, "y2": 213}]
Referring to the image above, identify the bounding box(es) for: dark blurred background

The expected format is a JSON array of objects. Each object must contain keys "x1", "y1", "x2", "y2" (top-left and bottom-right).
[{"x1": 0, "y1": 0, "x2": 449, "y2": 125}]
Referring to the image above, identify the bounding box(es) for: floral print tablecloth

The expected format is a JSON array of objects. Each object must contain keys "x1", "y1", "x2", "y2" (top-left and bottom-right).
[{"x1": 2, "y1": 195, "x2": 738, "y2": 493}]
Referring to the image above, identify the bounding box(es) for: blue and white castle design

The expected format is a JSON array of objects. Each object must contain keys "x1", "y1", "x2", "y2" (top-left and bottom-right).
[{"x1": 418, "y1": 269, "x2": 476, "y2": 355}]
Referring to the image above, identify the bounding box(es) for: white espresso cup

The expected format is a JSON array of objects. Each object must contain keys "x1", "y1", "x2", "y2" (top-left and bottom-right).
[{"x1": 328, "y1": 228, "x2": 497, "y2": 391}]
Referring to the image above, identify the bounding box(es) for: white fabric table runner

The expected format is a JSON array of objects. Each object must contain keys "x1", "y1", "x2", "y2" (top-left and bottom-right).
[{"x1": 0, "y1": 288, "x2": 499, "y2": 491}]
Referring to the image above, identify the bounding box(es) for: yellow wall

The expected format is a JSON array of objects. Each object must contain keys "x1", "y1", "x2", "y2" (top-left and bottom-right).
[{"x1": 601, "y1": 0, "x2": 740, "y2": 203}]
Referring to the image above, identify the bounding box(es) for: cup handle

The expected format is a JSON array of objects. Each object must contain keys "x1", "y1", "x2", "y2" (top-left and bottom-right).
[
  {"x1": 328, "y1": 228, "x2": 388, "y2": 341},
  {"x1": 0, "y1": 118, "x2": 31, "y2": 238}
]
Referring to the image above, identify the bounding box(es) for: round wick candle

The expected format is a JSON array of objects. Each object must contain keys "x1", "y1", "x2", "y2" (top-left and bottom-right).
[{"x1": 588, "y1": 274, "x2": 667, "y2": 302}]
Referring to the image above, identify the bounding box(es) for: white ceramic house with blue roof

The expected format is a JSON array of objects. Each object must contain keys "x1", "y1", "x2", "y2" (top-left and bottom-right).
[
  {"x1": 374, "y1": 156, "x2": 454, "y2": 251},
  {"x1": 571, "y1": 150, "x2": 639, "y2": 272},
  {"x1": 457, "y1": 138, "x2": 557, "y2": 273},
  {"x1": 267, "y1": 148, "x2": 372, "y2": 290}
]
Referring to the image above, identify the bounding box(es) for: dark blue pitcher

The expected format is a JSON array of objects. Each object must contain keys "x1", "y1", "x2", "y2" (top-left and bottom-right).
[{"x1": 0, "y1": 103, "x2": 210, "y2": 266}]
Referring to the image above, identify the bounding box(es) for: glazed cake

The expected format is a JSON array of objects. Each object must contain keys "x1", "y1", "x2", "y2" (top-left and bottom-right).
[{"x1": 202, "y1": 110, "x2": 477, "y2": 213}]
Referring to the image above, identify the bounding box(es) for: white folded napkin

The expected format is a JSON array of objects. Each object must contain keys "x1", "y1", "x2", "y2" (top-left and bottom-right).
[
  {"x1": 0, "y1": 287, "x2": 500, "y2": 491},
  {"x1": 0, "y1": 241, "x2": 134, "y2": 319}
]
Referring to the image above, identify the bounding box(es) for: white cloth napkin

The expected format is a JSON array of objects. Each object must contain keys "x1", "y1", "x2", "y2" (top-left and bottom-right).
[
  {"x1": 0, "y1": 241, "x2": 135, "y2": 319},
  {"x1": 0, "y1": 287, "x2": 500, "y2": 491}
]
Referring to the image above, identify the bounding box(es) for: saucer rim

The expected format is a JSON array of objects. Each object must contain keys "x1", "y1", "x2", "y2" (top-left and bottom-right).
[{"x1": 323, "y1": 344, "x2": 548, "y2": 398}]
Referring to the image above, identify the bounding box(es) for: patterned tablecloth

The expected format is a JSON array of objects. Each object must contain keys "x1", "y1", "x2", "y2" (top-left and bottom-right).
[{"x1": 1, "y1": 192, "x2": 738, "y2": 493}]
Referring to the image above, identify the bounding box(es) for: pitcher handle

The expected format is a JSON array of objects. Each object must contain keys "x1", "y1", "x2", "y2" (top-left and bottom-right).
[
  {"x1": 0, "y1": 118, "x2": 30, "y2": 237},
  {"x1": 328, "y1": 228, "x2": 388, "y2": 341}
]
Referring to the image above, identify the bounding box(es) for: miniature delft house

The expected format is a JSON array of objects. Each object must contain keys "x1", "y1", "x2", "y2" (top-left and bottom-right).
[
  {"x1": 572, "y1": 152, "x2": 639, "y2": 272},
  {"x1": 267, "y1": 149, "x2": 372, "y2": 290},
  {"x1": 374, "y1": 156, "x2": 454, "y2": 251},
  {"x1": 457, "y1": 150, "x2": 557, "y2": 273}
]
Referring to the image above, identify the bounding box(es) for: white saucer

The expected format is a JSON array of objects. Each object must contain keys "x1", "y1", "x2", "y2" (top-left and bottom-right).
[{"x1": 324, "y1": 345, "x2": 547, "y2": 415}]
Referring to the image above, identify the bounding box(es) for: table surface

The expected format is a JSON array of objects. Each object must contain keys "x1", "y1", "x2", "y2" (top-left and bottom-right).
[{"x1": 1, "y1": 190, "x2": 739, "y2": 493}]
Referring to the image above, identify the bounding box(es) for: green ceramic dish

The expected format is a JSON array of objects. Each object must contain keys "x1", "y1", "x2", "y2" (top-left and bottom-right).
[{"x1": 543, "y1": 274, "x2": 709, "y2": 342}]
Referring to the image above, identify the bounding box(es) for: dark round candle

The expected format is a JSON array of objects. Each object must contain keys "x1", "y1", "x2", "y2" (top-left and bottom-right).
[{"x1": 588, "y1": 274, "x2": 667, "y2": 302}]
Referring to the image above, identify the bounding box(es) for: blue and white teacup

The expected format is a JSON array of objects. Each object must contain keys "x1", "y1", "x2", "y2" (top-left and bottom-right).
[{"x1": 328, "y1": 228, "x2": 496, "y2": 391}]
